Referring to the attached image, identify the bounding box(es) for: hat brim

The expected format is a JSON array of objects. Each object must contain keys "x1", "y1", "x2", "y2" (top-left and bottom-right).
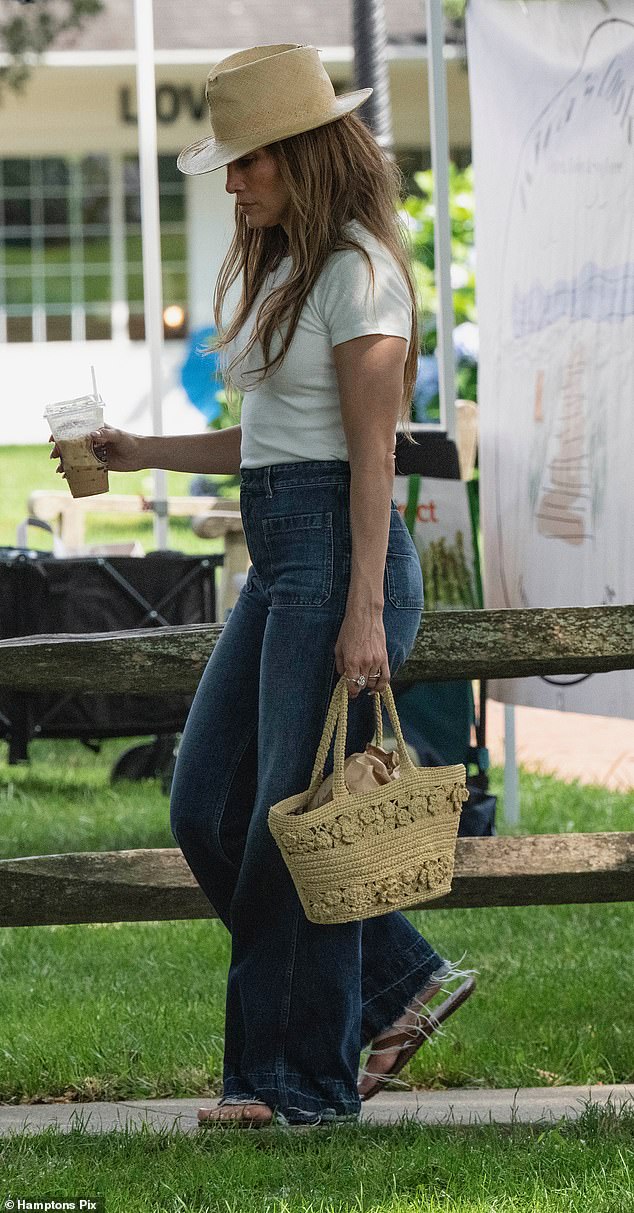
[{"x1": 177, "y1": 87, "x2": 373, "y2": 176}]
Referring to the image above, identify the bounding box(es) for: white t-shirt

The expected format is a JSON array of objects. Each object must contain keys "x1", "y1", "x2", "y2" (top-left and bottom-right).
[{"x1": 223, "y1": 221, "x2": 413, "y2": 468}]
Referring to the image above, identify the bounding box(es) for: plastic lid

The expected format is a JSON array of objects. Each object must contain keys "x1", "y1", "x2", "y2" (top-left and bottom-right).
[{"x1": 43, "y1": 394, "x2": 103, "y2": 417}]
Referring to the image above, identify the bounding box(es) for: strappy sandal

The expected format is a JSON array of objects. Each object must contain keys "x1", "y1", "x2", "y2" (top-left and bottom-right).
[{"x1": 358, "y1": 975, "x2": 476, "y2": 1103}]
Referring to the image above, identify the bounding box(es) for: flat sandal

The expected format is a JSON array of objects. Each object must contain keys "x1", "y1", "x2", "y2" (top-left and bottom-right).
[
  {"x1": 358, "y1": 976, "x2": 476, "y2": 1103},
  {"x1": 197, "y1": 1102, "x2": 274, "y2": 1129}
]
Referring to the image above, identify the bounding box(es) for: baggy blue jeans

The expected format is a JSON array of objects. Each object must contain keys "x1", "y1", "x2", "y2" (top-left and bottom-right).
[{"x1": 170, "y1": 459, "x2": 448, "y2": 1124}]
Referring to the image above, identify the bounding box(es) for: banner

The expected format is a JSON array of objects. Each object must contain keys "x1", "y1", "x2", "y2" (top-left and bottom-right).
[
  {"x1": 392, "y1": 476, "x2": 481, "y2": 612},
  {"x1": 466, "y1": 0, "x2": 634, "y2": 716}
]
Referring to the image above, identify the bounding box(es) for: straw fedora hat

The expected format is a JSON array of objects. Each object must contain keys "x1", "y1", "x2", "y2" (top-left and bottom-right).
[{"x1": 177, "y1": 43, "x2": 373, "y2": 176}]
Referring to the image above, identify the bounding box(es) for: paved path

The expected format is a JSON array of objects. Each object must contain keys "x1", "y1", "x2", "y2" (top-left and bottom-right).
[
  {"x1": 1, "y1": 1085, "x2": 632, "y2": 1135},
  {"x1": 484, "y1": 699, "x2": 634, "y2": 792}
]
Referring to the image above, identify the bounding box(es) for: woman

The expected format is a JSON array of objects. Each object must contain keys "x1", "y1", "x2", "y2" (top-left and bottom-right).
[{"x1": 54, "y1": 44, "x2": 474, "y2": 1128}]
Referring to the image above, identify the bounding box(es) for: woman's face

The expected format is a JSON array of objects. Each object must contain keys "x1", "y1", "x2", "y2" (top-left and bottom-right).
[{"x1": 225, "y1": 147, "x2": 291, "y2": 232}]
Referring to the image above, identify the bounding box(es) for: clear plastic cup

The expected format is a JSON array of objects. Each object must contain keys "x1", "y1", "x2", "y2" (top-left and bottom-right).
[{"x1": 44, "y1": 394, "x2": 108, "y2": 499}]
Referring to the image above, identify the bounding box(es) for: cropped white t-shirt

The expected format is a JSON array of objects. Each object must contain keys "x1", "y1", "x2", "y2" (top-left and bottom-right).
[{"x1": 224, "y1": 221, "x2": 413, "y2": 468}]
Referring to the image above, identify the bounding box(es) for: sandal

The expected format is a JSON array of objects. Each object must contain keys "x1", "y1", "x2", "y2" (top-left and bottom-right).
[
  {"x1": 358, "y1": 975, "x2": 476, "y2": 1102},
  {"x1": 197, "y1": 1101, "x2": 274, "y2": 1128}
]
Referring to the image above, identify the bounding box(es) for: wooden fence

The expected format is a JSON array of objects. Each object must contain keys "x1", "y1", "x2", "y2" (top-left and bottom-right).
[{"x1": 0, "y1": 604, "x2": 632, "y2": 928}]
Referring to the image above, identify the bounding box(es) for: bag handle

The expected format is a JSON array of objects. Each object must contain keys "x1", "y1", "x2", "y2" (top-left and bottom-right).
[{"x1": 307, "y1": 675, "x2": 416, "y2": 801}]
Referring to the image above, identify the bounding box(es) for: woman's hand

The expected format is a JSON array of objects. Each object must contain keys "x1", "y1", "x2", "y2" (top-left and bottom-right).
[
  {"x1": 49, "y1": 424, "x2": 144, "y2": 476},
  {"x1": 334, "y1": 603, "x2": 390, "y2": 700}
]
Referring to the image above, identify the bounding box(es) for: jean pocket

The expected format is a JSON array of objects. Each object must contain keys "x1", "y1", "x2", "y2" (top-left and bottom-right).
[
  {"x1": 262, "y1": 511, "x2": 334, "y2": 606},
  {"x1": 384, "y1": 552, "x2": 424, "y2": 609}
]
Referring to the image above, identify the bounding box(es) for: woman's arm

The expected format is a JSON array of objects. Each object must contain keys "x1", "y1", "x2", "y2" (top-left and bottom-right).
[
  {"x1": 332, "y1": 333, "x2": 408, "y2": 695},
  {"x1": 50, "y1": 424, "x2": 243, "y2": 477},
  {"x1": 334, "y1": 332, "x2": 406, "y2": 607},
  {"x1": 134, "y1": 426, "x2": 242, "y2": 475}
]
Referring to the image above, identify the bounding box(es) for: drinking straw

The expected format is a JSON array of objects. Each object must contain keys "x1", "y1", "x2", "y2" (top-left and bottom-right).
[{"x1": 90, "y1": 365, "x2": 99, "y2": 400}]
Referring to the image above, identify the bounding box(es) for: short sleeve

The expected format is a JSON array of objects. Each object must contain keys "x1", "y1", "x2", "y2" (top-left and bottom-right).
[{"x1": 316, "y1": 241, "x2": 412, "y2": 350}]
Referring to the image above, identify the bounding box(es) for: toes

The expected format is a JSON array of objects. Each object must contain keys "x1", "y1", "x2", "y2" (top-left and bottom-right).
[{"x1": 197, "y1": 1102, "x2": 273, "y2": 1125}]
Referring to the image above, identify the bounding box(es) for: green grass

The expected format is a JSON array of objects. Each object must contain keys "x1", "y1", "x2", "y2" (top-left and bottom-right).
[
  {"x1": 0, "y1": 736, "x2": 632, "y2": 1104},
  {"x1": 0, "y1": 443, "x2": 632, "y2": 1203},
  {"x1": 486, "y1": 765, "x2": 634, "y2": 835},
  {"x1": 0, "y1": 736, "x2": 173, "y2": 857},
  {"x1": 0, "y1": 437, "x2": 632, "y2": 1103},
  {"x1": 1, "y1": 740, "x2": 631, "y2": 865},
  {"x1": 0, "y1": 444, "x2": 237, "y2": 557},
  {"x1": 0, "y1": 1108, "x2": 632, "y2": 1212},
  {"x1": 1, "y1": 899, "x2": 632, "y2": 1103}
]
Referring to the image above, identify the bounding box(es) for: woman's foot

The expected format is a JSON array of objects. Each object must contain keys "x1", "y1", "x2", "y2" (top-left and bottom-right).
[
  {"x1": 358, "y1": 976, "x2": 476, "y2": 1101},
  {"x1": 197, "y1": 1102, "x2": 274, "y2": 1127},
  {"x1": 357, "y1": 978, "x2": 443, "y2": 1099}
]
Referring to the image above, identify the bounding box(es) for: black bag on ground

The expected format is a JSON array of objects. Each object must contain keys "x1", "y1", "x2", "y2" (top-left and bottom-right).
[
  {"x1": 0, "y1": 550, "x2": 222, "y2": 762},
  {"x1": 389, "y1": 702, "x2": 497, "y2": 837}
]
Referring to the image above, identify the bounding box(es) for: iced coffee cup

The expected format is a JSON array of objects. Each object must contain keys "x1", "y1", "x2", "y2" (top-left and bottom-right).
[{"x1": 44, "y1": 395, "x2": 109, "y2": 499}]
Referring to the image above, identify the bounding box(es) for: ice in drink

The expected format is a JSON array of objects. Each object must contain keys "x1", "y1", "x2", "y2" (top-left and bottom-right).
[{"x1": 44, "y1": 394, "x2": 109, "y2": 499}]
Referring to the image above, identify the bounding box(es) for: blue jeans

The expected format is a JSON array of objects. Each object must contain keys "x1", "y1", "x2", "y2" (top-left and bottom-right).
[{"x1": 170, "y1": 459, "x2": 448, "y2": 1124}]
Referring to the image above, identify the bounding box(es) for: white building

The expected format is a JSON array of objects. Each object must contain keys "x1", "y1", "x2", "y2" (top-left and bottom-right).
[{"x1": 0, "y1": 1, "x2": 471, "y2": 440}]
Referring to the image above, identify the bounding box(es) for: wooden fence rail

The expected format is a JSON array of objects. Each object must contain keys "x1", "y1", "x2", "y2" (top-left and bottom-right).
[
  {"x1": 1, "y1": 603, "x2": 632, "y2": 927},
  {"x1": 1, "y1": 605, "x2": 633, "y2": 694},
  {"x1": 0, "y1": 834, "x2": 632, "y2": 928}
]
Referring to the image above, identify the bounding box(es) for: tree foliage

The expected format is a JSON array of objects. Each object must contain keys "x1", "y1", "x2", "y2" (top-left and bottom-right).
[
  {"x1": 402, "y1": 163, "x2": 478, "y2": 404},
  {"x1": 0, "y1": 0, "x2": 103, "y2": 99},
  {"x1": 403, "y1": 162, "x2": 476, "y2": 342}
]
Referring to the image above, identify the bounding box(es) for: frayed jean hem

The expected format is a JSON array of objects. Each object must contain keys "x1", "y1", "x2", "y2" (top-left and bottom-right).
[
  {"x1": 361, "y1": 953, "x2": 477, "y2": 1051},
  {"x1": 220, "y1": 1079, "x2": 361, "y2": 1125}
]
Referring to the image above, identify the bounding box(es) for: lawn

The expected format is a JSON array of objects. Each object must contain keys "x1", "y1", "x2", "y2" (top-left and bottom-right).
[
  {"x1": 0, "y1": 1108, "x2": 632, "y2": 1213},
  {"x1": 0, "y1": 443, "x2": 632, "y2": 1206},
  {"x1": 0, "y1": 735, "x2": 632, "y2": 1104},
  {"x1": 0, "y1": 443, "x2": 237, "y2": 558},
  {"x1": 0, "y1": 443, "x2": 633, "y2": 1103}
]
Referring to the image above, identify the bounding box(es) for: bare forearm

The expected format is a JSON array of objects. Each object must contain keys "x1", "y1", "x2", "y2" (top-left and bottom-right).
[
  {"x1": 137, "y1": 426, "x2": 242, "y2": 475},
  {"x1": 346, "y1": 453, "x2": 395, "y2": 612}
]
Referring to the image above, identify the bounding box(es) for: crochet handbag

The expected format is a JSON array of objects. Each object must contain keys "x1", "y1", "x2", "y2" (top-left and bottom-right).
[{"x1": 268, "y1": 674, "x2": 469, "y2": 925}]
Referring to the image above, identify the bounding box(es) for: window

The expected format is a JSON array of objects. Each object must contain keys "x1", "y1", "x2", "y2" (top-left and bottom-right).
[
  {"x1": 0, "y1": 155, "x2": 187, "y2": 342},
  {"x1": 124, "y1": 155, "x2": 187, "y2": 340}
]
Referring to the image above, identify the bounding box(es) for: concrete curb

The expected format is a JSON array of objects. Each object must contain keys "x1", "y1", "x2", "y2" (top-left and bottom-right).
[{"x1": 1, "y1": 1085, "x2": 632, "y2": 1136}]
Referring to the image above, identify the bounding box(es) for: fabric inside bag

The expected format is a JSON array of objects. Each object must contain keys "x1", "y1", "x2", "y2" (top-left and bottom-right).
[{"x1": 304, "y1": 744, "x2": 400, "y2": 812}]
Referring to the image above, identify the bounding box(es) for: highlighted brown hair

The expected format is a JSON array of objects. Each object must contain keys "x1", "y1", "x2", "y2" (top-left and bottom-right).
[{"x1": 212, "y1": 112, "x2": 419, "y2": 440}]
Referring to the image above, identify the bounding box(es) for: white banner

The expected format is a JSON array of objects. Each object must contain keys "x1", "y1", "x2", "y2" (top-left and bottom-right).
[{"x1": 466, "y1": 0, "x2": 634, "y2": 717}]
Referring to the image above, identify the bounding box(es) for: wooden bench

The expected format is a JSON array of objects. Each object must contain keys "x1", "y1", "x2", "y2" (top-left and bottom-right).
[
  {"x1": 191, "y1": 509, "x2": 251, "y2": 617},
  {"x1": 28, "y1": 490, "x2": 239, "y2": 551},
  {"x1": 0, "y1": 604, "x2": 632, "y2": 928}
]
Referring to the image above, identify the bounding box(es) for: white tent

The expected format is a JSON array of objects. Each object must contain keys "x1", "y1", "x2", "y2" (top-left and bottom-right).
[
  {"x1": 133, "y1": 0, "x2": 168, "y2": 550},
  {"x1": 131, "y1": 0, "x2": 459, "y2": 551}
]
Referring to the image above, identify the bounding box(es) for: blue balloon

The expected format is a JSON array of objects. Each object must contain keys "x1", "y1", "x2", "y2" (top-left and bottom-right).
[{"x1": 180, "y1": 326, "x2": 223, "y2": 423}]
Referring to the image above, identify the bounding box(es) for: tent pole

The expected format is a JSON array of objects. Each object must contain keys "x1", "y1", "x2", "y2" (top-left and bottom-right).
[
  {"x1": 425, "y1": 0, "x2": 456, "y2": 443},
  {"x1": 504, "y1": 704, "x2": 521, "y2": 826},
  {"x1": 352, "y1": 0, "x2": 396, "y2": 159},
  {"x1": 133, "y1": 0, "x2": 168, "y2": 550}
]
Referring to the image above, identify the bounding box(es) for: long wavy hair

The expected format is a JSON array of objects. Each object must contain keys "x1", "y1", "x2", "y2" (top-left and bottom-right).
[{"x1": 212, "y1": 111, "x2": 419, "y2": 440}]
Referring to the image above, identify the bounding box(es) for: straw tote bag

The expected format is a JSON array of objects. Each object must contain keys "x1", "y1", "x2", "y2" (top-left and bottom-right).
[{"x1": 268, "y1": 675, "x2": 469, "y2": 925}]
